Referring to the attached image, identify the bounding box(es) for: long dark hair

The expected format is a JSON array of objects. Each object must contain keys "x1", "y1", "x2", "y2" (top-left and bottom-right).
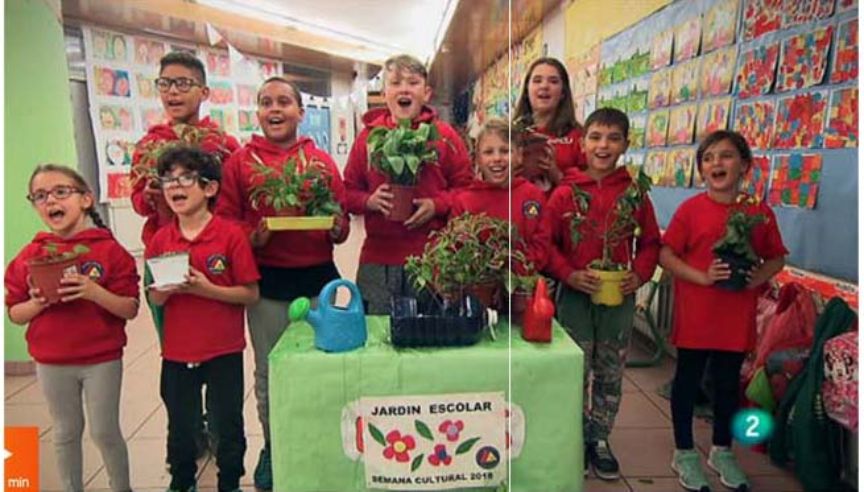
[
  {"x1": 28, "y1": 164, "x2": 108, "y2": 229},
  {"x1": 513, "y1": 57, "x2": 580, "y2": 137}
]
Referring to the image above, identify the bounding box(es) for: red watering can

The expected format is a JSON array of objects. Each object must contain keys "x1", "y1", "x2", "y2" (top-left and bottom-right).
[{"x1": 522, "y1": 278, "x2": 554, "y2": 343}]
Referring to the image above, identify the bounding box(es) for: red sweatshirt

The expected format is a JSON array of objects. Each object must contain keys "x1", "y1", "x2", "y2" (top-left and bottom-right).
[
  {"x1": 131, "y1": 117, "x2": 240, "y2": 245},
  {"x1": 216, "y1": 135, "x2": 349, "y2": 268},
  {"x1": 344, "y1": 106, "x2": 473, "y2": 265},
  {"x1": 451, "y1": 178, "x2": 550, "y2": 272},
  {"x1": 543, "y1": 166, "x2": 660, "y2": 284},
  {"x1": 537, "y1": 126, "x2": 586, "y2": 172},
  {"x1": 5, "y1": 228, "x2": 139, "y2": 365}
]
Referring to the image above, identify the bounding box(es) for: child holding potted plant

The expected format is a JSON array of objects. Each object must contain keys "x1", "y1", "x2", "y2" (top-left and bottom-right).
[
  {"x1": 215, "y1": 76, "x2": 348, "y2": 490},
  {"x1": 343, "y1": 54, "x2": 472, "y2": 314},
  {"x1": 542, "y1": 108, "x2": 660, "y2": 480},
  {"x1": 659, "y1": 130, "x2": 787, "y2": 492},
  {"x1": 5, "y1": 164, "x2": 140, "y2": 492},
  {"x1": 146, "y1": 146, "x2": 260, "y2": 492}
]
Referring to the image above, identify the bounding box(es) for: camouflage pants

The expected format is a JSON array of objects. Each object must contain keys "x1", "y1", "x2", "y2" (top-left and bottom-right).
[
  {"x1": 356, "y1": 264, "x2": 421, "y2": 315},
  {"x1": 557, "y1": 286, "x2": 635, "y2": 442}
]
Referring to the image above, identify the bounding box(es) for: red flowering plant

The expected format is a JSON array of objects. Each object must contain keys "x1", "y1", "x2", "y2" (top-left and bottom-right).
[
  {"x1": 130, "y1": 123, "x2": 232, "y2": 186},
  {"x1": 247, "y1": 148, "x2": 342, "y2": 217}
]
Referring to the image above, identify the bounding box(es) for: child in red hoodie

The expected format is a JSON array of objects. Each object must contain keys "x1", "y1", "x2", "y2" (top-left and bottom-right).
[
  {"x1": 543, "y1": 108, "x2": 660, "y2": 481},
  {"x1": 6, "y1": 165, "x2": 139, "y2": 492},
  {"x1": 451, "y1": 118, "x2": 549, "y2": 273},
  {"x1": 216, "y1": 76, "x2": 349, "y2": 490},
  {"x1": 344, "y1": 54, "x2": 472, "y2": 314}
]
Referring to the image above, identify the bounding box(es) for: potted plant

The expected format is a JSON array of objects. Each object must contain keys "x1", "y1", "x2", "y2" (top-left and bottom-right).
[
  {"x1": 27, "y1": 243, "x2": 90, "y2": 303},
  {"x1": 512, "y1": 115, "x2": 550, "y2": 180},
  {"x1": 712, "y1": 194, "x2": 766, "y2": 291},
  {"x1": 405, "y1": 213, "x2": 508, "y2": 307},
  {"x1": 366, "y1": 118, "x2": 439, "y2": 221},
  {"x1": 506, "y1": 244, "x2": 539, "y2": 324},
  {"x1": 569, "y1": 168, "x2": 652, "y2": 306},
  {"x1": 247, "y1": 149, "x2": 342, "y2": 231}
]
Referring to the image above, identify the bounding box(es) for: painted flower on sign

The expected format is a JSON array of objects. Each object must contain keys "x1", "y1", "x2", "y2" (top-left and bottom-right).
[
  {"x1": 439, "y1": 420, "x2": 464, "y2": 442},
  {"x1": 428, "y1": 444, "x2": 453, "y2": 466},
  {"x1": 383, "y1": 430, "x2": 415, "y2": 463}
]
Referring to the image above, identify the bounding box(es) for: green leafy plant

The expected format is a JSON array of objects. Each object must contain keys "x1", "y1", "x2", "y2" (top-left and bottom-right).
[
  {"x1": 507, "y1": 237, "x2": 539, "y2": 294},
  {"x1": 569, "y1": 168, "x2": 653, "y2": 271},
  {"x1": 131, "y1": 123, "x2": 231, "y2": 186},
  {"x1": 367, "y1": 119, "x2": 439, "y2": 185},
  {"x1": 713, "y1": 194, "x2": 766, "y2": 263},
  {"x1": 247, "y1": 149, "x2": 342, "y2": 216},
  {"x1": 36, "y1": 242, "x2": 90, "y2": 263}
]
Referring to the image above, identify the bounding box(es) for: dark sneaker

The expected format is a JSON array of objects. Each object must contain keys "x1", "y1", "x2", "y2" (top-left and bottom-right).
[
  {"x1": 254, "y1": 443, "x2": 273, "y2": 490},
  {"x1": 587, "y1": 440, "x2": 620, "y2": 480},
  {"x1": 165, "y1": 485, "x2": 197, "y2": 492},
  {"x1": 584, "y1": 444, "x2": 589, "y2": 477}
]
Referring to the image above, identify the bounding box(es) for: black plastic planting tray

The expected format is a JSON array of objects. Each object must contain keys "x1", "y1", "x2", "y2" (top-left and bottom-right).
[{"x1": 389, "y1": 294, "x2": 487, "y2": 347}]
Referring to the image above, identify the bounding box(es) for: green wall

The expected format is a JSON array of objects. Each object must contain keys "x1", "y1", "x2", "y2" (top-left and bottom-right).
[{"x1": 5, "y1": 0, "x2": 78, "y2": 361}]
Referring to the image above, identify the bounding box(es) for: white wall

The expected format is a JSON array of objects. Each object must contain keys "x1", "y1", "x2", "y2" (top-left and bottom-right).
[{"x1": 542, "y1": 2, "x2": 567, "y2": 60}]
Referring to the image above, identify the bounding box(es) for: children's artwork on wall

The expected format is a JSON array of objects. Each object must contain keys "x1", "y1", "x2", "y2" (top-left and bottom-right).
[
  {"x1": 831, "y1": 18, "x2": 858, "y2": 84},
  {"x1": 782, "y1": 0, "x2": 835, "y2": 28},
  {"x1": 700, "y1": 46, "x2": 737, "y2": 97},
  {"x1": 769, "y1": 153, "x2": 823, "y2": 208},
  {"x1": 649, "y1": 69, "x2": 672, "y2": 109},
  {"x1": 105, "y1": 139, "x2": 136, "y2": 168},
  {"x1": 671, "y1": 58, "x2": 701, "y2": 104},
  {"x1": 743, "y1": 0, "x2": 783, "y2": 41},
  {"x1": 702, "y1": 0, "x2": 739, "y2": 53},
  {"x1": 97, "y1": 104, "x2": 134, "y2": 131},
  {"x1": 696, "y1": 97, "x2": 733, "y2": 139},
  {"x1": 825, "y1": 87, "x2": 858, "y2": 148},
  {"x1": 777, "y1": 25, "x2": 833, "y2": 92},
  {"x1": 665, "y1": 147, "x2": 696, "y2": 187},
  {"x1": 644, "y1": 150, "x2": 668, "y2": 185},
  {"x1": 774, "y1": 91, "x2": 828, "y2": 148},
  {"x1": 630, "y1": 114, "x2": 647, "y2": 149},
  {"x1": 134, "y1": 38, "x2": 165, "y2": 66},
  {"x1": 569, "y1": 45, "x2": 601, "y2": 97},
  {"x1": 107, "y1": 172, "x2": 134, "y2": 199},
  {"x1": 735, "y1": 100, "x2": 776, "y2": 149},
  {"x1": 237, "y1": 110, "x2": 260, "y2": 132},
  {"x1": 209, "y1": 108, "x2": 237, "y2": 134},
  {"x1": 627, "y1": 77, "x2": 650, "y2": 112},
  {"x1": 206, "y1": 50, "x2": 231, "y2": 77},
  {"x1": 92, "y1": 30, "x2": 129, "y2": 62},
  {"x1": 209, "y1": 80, "x2": 235, "y2": 105},
  {"x1": 734, "y1": 43, "x2": 780, "y2": 99},
  {"x1": 140, "y1": 107, "x2": 164, "y2": 130},
  {"x1": 742, "y1": 154, "x2": 772, "y2": 201},
  {"x1": 651, "y1": 29, "x2": 674, "y2": 70},
  {"x1": 838, "y1": 0, "x2": 857, "y2": 12},
  {"x1": 669, "y1": 104, "x2": 698, "y2": 145},
  {"x1": 260, "y1": 60, "x2": 281, "y2": 79},
  {"x1": 647, "y1": 110, "x2": 670, "y2": 147},
  {"x1": 674, "y1": 17, "x2": 702, "y2": 63},
  {"x1": 94, "y1": 67, "x2": 131, "y2": 97},
  {"x1": 135, "y1": 73, "x2": 158, "y2": 100},
  {"x1": 236, "y1": 84, "x2": 257, "y2": 107},
  {"x1": 622, "y1": 152, "x2": 645, "y2": 169}
]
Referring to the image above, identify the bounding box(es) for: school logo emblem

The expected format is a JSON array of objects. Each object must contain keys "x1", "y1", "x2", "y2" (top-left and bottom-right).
[
  {"x1": 80, "y1": 261, "x2": 104, "y2": 281},
  {"x1": 522, "y1": 200, "x2": 541, "y2": 218},
  {"x1": 475, "y1": 446, "x2": 501, "y2": 470},
  {"x1": 206, "y1": 254, "x2": 228, "y2": 275}
]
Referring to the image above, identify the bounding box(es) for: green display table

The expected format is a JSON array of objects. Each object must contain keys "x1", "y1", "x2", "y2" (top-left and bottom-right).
[{"x1": 269, "y1": 317, "x2": 584, "y2": 491}]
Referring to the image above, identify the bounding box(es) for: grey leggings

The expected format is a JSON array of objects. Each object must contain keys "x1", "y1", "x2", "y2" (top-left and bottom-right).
[{"x1": 37, "y1": 359, "x2": 130, "y2": 492}]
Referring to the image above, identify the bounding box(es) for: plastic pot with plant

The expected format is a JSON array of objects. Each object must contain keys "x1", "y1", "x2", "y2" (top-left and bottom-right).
[
  {"x1": 712, "y1": 195, "x2": 766, "y2": 291},
  {"x1": 27, "y1": 243, "x2": 90, "y2": 303}
]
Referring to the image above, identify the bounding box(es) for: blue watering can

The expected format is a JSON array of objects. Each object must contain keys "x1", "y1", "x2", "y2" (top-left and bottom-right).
[{"x1": 288, "y1": 279, "x2": 367, "y2": 353}]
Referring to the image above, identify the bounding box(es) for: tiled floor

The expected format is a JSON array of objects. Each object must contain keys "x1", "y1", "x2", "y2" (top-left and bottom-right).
[{"x1": 5, "y1": 218, "x2": 805, "y2": 491}]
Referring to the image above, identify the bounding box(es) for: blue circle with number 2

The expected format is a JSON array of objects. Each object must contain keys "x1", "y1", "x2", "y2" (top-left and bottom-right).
[{"x1": 732, "y1": 409, "x2": 775, "y2": 446}]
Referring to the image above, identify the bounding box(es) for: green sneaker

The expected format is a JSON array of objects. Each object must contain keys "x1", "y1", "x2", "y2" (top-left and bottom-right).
[
  {"x1": 254, "y1": 443, "x2": 273, "y2": 490},
  {"x1": 671, "y1": 449, "x2": 711, "y2": 492},
  {"x1": 707, "y1": 447, "x2": 750, "y2": 491}
]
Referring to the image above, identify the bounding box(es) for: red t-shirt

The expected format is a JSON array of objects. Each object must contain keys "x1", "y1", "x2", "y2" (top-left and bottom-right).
[
  {"x1": 662, "y1": 193, "x2": 788, "y2": 352},
  {"x1": 145, "y1": 215, "x2": 260, "y2": 363},
  {"x1": 5, "y1": 228, "x2": 139, "y2": 365}
]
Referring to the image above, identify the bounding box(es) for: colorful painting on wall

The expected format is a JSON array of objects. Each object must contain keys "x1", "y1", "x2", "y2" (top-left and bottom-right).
[
  {"x1": 674, "y1": 17, "x2": 702, "y2": 62},
  {"x1": 776, "y1": 25, "x2": 833, "y2": 92},
  {"x1": 649, "y1": 69, "x2": 672, "y2": 109},
  {"x1": 647, "y1": 110, "x2": 670, "y2": 147},
  {"x1": 630, "y1": 114, "x2": 647, "y2": 149},
  {"x1": 644, "y1": 151, "x2": 668, "y2": 185},
  {"x1": 769, "y1": 153, "x2": 823, "y2": 209},
  {"x1": 672, "y1": 58, "x2": 701, "y2": 104},
  {"x1": 665, "y1": 147, "x2": 696, "y2": 187},
  {"x1": 743, "y1": 0, "x2": 783, "y2": 41},
  {"x1": 838, "y1": 0, "x2": 857, "y2": 12},
  {"x1": 742, "y1": 154, "x2": 772, "y2": 201},
  {"x1": 669, "y1": 104, "x2": 698, "y2": 145},
  {"x1": 825, "y1": 87, "x2": 858, "y2": 148},
  {"x1": 831, "y1": 18, "x2": 858, "y2": 84},
  {"x1": 735, "y1": 43, "x2": 780, "y2": 98},
  {"x1": 774, "y1": 91, "x2": 828, "y2": 149},
  {"x1": 627, "y1": 77, "x2": 650, "y2": 112},
  {"x1": 782, "y1": 0, "x2": 835, "y2": 28},
  {"x1": 700, "y1": 46, "x2": 737, "y2": 97},
  {"x1": 651, "y1": 29, "x2": 674, "y2": 70},
  {"x1": 735, "y1": 100, "x2": 776, "y2": 149},
  {"x1": 702, "y1": 0, "x2": 739, "y2": 53},
  {"x1": 696, "y1": 97, "x2": 733, "y2": 139}
]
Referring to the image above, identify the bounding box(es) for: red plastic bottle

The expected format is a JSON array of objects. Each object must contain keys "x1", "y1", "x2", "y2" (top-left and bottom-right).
[{"x1": 522, "y1": 278, "x2": 554, "y2": 343}]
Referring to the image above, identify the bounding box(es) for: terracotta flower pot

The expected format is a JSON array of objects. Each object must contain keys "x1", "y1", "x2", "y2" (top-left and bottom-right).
[
  {"x1": 589, "y1": 268, "x2": 628, "y2": 306},
  {"x1": 715, "y1": 251, "x2": 753, "y2": 291},
  {"x1": 510, "y1": 290, "x2": 532, "y2": 325},
  {"x1": 27, "y1": 255, "x2": 79, "y2": 303},
  {"x1": 388, "y1": 184, "x2": 416, "y2": 222},
  {"x1": 465, "y1": 282, "x2": 500, "y2": 309}
]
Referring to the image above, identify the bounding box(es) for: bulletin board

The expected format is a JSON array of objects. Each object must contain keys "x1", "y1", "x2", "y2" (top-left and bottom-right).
[{"x1": 591, "y1": 0, "x2": 858, "y2": 282}]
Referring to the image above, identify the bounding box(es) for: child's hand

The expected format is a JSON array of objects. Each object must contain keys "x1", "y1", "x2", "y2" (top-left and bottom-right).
[
  {"x1": 620, "y1": 272, "x2": 643, "y2": 295},
  {"x1": 366, "y1": 183, "x2": 394, "y2": 215},
  {"x1": 144, "y1": 178, "x2": 162, "y2": 205},
  {"x1": 329, "y1": 213, "x2": 344, "y2": 240},
  {"x1": 404, "y1": 198, "x2": 435, "y2": 229},
  {"x1": 181, "y1": 267, "x2": 214, "y2": 296},
  {"x1": 566, "y1": 270, "x2": 601, "y2": 294},
  {"x1": 25, "y1": 276, "x2": 51, "y2": 306},
  {"x1": 703, "y1": 258, "x2": 731, "y2": 286},
  {"x1": 250, "y1": 218, "x2": 273, "y2": 248},
  {"x1": 57, "y1": 272, "x2": 102, "y2": 303}
]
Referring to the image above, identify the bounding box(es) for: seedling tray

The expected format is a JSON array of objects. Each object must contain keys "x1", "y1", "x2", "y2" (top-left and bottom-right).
[{"x1": 390, "y1": 294, "x2": 487, "y2": 347}]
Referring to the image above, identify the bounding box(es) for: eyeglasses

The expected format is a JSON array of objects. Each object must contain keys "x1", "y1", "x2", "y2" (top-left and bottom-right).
[
  {"x1": 27, "y1": 186, "x2": 83, "y2": 204},
  {"x1": 154, "y1": 77, "x2": 202, "y2": 93},
  {"x1": 158, "y1": 173, "x2": 210, "y2": 188}
]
